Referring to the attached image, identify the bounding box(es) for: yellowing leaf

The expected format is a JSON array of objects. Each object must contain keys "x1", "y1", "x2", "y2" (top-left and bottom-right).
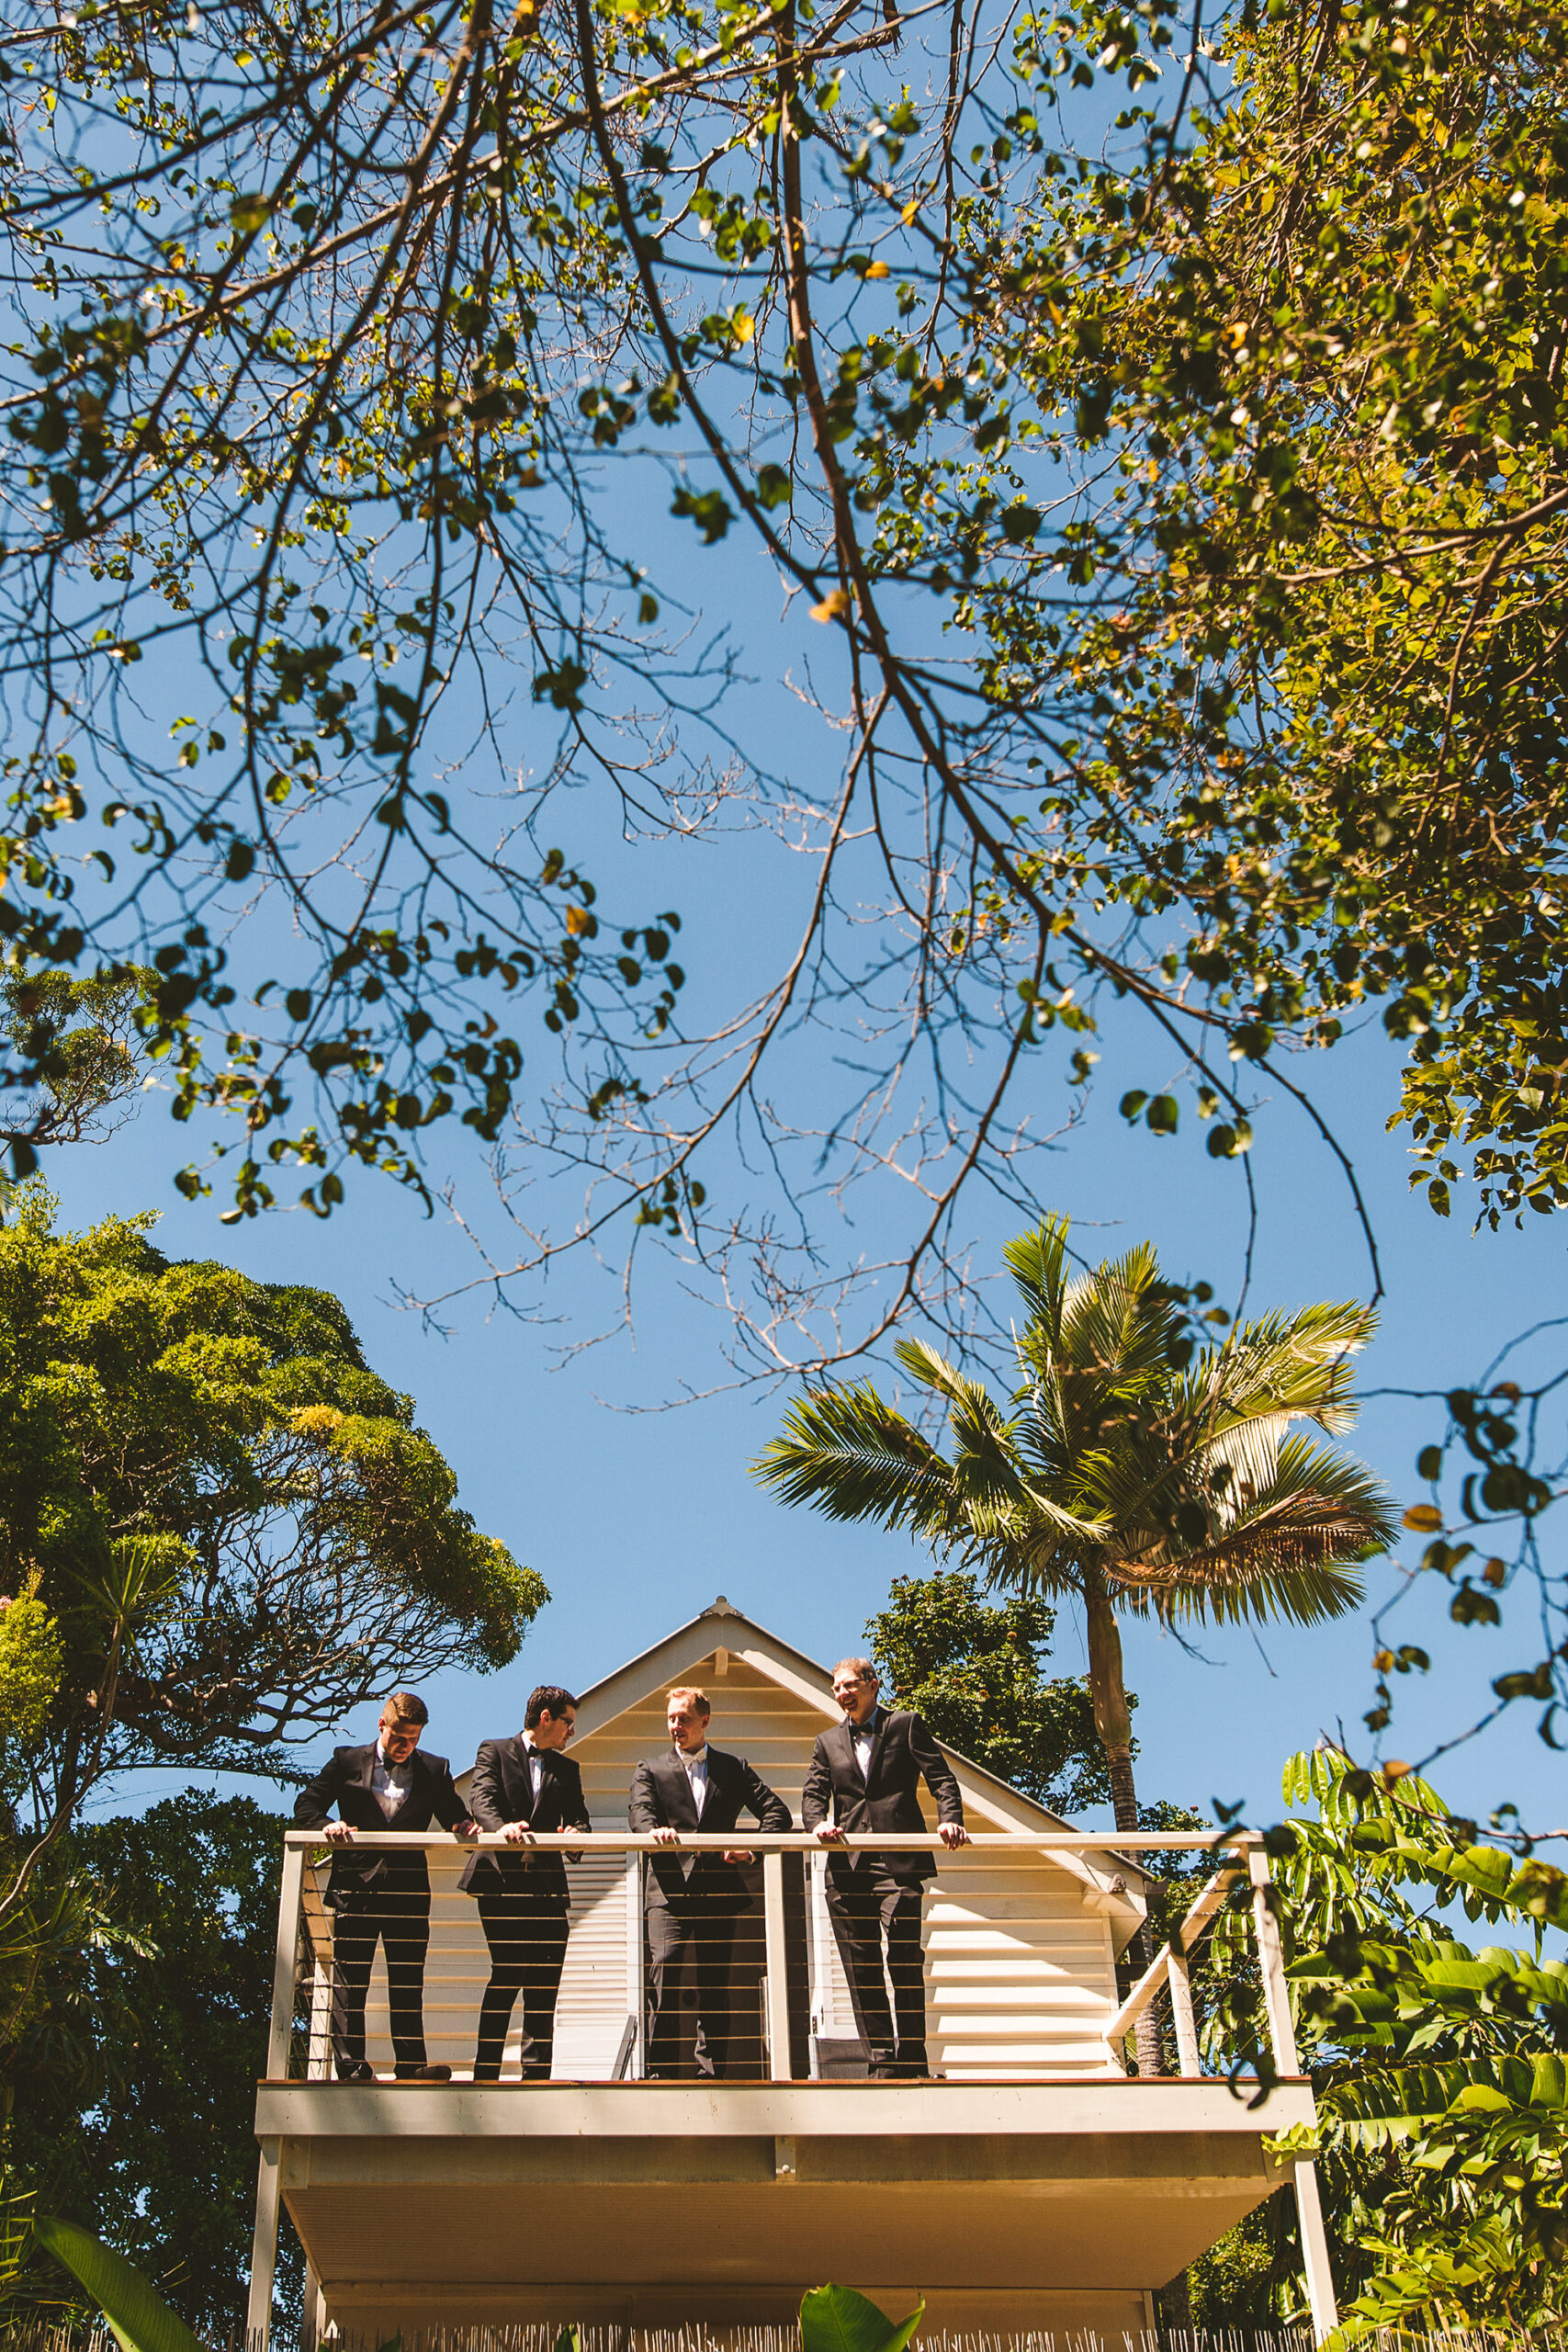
[
  {"x1": 565, "y1": 904, "x2": 592, "y2": 935},
  {"x1": 1403, "y1": 1503, "x2": 1444, "y2": 1532},
  {"x1": 864, "y1": 261, "x2": 889, "y2": 279},
  {"x1": 901, "y1": 200, "x2": 919, "y2": 226},
  {"x1": 811, "y1": 588, "x2": 850, "y2": 623},
  {"x1": 733, "y1": 309, "x2": 755, "y2": 344}
]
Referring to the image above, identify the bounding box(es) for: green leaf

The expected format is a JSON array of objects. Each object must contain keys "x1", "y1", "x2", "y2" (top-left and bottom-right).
[
  {"x1": 34, "y1": 2218, "x2": 209, "y2": 2352},
  {"x1": 800, "y1": 2286, "x2": 926, "y2": 2352},
  {"x1": 229, "y1": 193, "x2": 272, "y2": 236}
]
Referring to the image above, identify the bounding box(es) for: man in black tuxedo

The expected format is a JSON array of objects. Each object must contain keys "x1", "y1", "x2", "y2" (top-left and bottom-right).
[
  {"x1": 802, "y1": 1656, "x2": 966, "y2": 2078},
  {"x1": 629, "y1": 1685, "x2": 792, "y2": 2079},
  {"x1": 295, "y1": 1690, "x2": 478, "y2": 2083},
  {"x1": 460, "y1": 1684, "x2": 592, "y2": 2081}
]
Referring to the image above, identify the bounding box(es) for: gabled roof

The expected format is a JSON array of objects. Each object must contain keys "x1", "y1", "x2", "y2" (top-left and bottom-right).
[{"x1": 568, "y1": 1593, "x2": 1148, "y2": 1927}]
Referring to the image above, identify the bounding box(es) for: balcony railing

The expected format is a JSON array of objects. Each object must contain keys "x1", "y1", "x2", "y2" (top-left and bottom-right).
[
  {"x1": 251, "y1": 1828, "x2": 1341, "y2": 2352},
  {"x1": 260, "y1": 1827, "x2": 1295, "y2": 2088}
]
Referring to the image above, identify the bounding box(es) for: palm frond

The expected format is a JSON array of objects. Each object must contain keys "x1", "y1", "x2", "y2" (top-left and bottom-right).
[
  {"x1": 1002, "y1": 1217, "x2": 1069, "y2": 1340},
  {"x1": 1102, "y1": 1434, "x2": 1395, "y2": 1624},
  {"x1": 750, "y1": 1384, "x2": 965, "y2": 1541},
  {"x1": 1187, "y1": 1299, "x2": 1379, "y2": 1436}
]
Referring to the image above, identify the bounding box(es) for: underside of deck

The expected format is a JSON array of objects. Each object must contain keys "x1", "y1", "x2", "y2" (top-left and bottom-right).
[{"x1": 258, "y1": 2077, "x2": 1314, "y2": 2333}]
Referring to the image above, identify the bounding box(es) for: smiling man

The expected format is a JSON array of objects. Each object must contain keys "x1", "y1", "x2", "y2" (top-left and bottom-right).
[
  {"x1": 295, "y1": 1690, "x2": 478, "y2": 2083},
  {"x1": 629, "y1": 1686, "x2": 792, "y2": 2080},
  {"x1": 803, "y1": 1657, "x2": 967, "y2": 2079}
]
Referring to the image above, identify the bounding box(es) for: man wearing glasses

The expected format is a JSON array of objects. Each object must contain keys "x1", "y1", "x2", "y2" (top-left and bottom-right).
[{"x1": 803, "y1": 1657, "x2": 966, "y2": 2079}]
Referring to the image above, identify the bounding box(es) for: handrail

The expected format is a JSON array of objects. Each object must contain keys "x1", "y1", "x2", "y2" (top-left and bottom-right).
[
  {"x1": 1104, "y1": 1867, "x2": 1246, "y2": 2045},
  {"x1": 281, "y1": 1826, "x2": 1261, "y2": 1851}
]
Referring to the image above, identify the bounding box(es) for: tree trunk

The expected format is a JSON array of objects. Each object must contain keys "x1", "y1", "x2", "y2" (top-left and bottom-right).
[{"x1": 1085, "y1": 1584, "x2": 1162, "y2": 2076}]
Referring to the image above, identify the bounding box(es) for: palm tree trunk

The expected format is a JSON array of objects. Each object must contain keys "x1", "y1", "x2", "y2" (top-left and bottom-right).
[{"x1": 1084, "y1": 1585, "x2": 1161, "y2": 2077}]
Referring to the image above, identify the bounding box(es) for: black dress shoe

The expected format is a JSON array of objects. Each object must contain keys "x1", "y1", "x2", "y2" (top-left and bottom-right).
[
  {"x1": 336, "y1": 2060, "x2": 375, "y2": 2085},
  {"x1": 394, "y1": 2062, "x2": 452, "y2": 2081}
]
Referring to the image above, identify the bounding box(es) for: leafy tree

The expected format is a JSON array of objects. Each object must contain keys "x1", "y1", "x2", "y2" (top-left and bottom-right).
[
  {"x1": 6, "y1": 1793, "x2": 303, "y2": 2335},
  {"x1": 1196, "y1": 1747, "x2": 1568, "y2": 2330},
  {"x1": 865, "y1": 1566, "x2": 1110, "y2": 1815},
  {"x1": 0, "y1": 975, "x2": 146, "y2": 1165},
  {"x1": 2, "y1": 0, "x2": 1556, "y2": 1375},
  {"x1": 0, "y1": 1185, "x2": 543, "y2": 1927},
  {"x1": 755, "y1": 1216, "x2": 1394, "y2": 1836}
]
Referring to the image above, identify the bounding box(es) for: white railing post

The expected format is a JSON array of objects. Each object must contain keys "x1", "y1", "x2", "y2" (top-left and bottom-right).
[
  {"x1": 761, "y1": 1849, "x2": 791, "y2": 2081},
  {"x1": 306, "y1": 1903, "x2": 332, "y2": 2083},
  {"x1": 245, "y1": 2136, "x2": 281, "y2": 2349},
  {"x1": 627, "y1": 1849, "x2": 645, "y2": 2080},
  {"x1": 1248, "y1": 1847, "x2": 1337, "y2": 2341},
  {"x1": 266, "y1": 1838, "x2": 307, "y2": 2080},
  {"x1": 1168, "y1": 1945, "x2": 1201, "y2": 2077}
]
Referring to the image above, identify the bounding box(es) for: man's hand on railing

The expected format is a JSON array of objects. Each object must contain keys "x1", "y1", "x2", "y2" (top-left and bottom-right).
[
  {"x1": 501, "y1": 1822, "x2": 536, "y2": 1843},
  {"x1": 653, "y1": 1826, "x2": 682, "y2": 1845},
  {"x1": 722, "y1": 1849, "x2": 755, "y2": 1864},
  {"x1": 814, "y1": 1824, "x2": 845, "y2": 1844},
  {"x1": 455, "y1": 1816, "x2": 479, "y2": 1839},
  {"x1": 939, "y1": 1824, "x2": 970, "y2": 1849},
  {"x1": 322, "y1": 1821, "x2": 355, "y2": 1844}
]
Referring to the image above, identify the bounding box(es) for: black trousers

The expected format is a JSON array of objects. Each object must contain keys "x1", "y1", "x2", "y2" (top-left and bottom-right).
[
  {"x1": 330, "y1": 1892, "x2": 431, "y2": 2075},
  {"x1": 826, "y1": 1874, "x2": 929, "y2": 2074},
  {"x1": 645, "y1": 1901, "x2": 738, "y2": 2079},
  {"x1": 474, "y1": 1893, "x2": 570, "y2": 2080}
]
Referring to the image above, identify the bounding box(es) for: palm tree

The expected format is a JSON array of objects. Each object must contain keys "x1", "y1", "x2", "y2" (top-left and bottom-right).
[{"x1": 753, "y1": 1215, "x2": 1397, "y2": 1841}]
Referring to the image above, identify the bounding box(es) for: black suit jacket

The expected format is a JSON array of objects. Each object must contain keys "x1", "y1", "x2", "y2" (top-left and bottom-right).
[
  {"x1": 295, "y1": 1741, "x2": 469, "y2": 1908},
  {"x1": 629, "y1": 1747, "x2": 792, "y2": 1914},
  {"x1": 458, "y1": 1736, "x2": 592, "y2": 1904},
  {"x1": 801, "y1": 1707, "x2": 962, "y2": 1885}
]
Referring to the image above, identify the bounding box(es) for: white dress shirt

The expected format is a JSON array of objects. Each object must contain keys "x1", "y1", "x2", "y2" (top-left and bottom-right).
[
  {"x1": 523, "y1": 1735, "x2": 545, "y2": 1805},
  {"x1": 369, "y1": 1741, "x2": 414, "y2": 1820},
  {"x1": 680, "y1": 1747, "x2": 709, "y2": 1816},
  {"x1": 852, "y1": 1713, "x2": 879, "y2": 1784}
]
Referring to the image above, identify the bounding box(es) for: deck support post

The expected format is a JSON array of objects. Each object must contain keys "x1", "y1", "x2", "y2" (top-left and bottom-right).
[
  {"x1": 1249, "y1": 1849, "x2": 1337, "y2": 2339},
  {"x1": 762, "y1": 1849, "x2": 791, "y2": 2080},
  {"x1": 1292, "y1": 2155, "x2": 1339, "y2": 2343},
  {"x1": 300, "y1": 2260, "x2": 325, "y2": 2352},
  {"x1": 245, "y1": 2137, "x2": 282, "y2": 2351}
]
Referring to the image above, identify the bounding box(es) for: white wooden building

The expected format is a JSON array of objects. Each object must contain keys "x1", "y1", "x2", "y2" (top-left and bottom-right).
[{"x1": 251, "y1": 1598, "x2": 1335, "y2": 2344}]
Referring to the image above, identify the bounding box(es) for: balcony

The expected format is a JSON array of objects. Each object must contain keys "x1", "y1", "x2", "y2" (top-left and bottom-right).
[{"x1": 249, "y1": 1828, "x2": 1334, "y2": 2344}]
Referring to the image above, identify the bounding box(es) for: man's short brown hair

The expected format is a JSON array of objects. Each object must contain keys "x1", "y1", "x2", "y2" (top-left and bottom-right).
[
  {"x1": 666, "y1": 1685, "x2": 712, "y2": 1718},
  {"x1": 382, "y1": 1690, "x2": 429, "y2": 1727},
  {"x1": 525, "y1": 1685, "x2": 580, "y2": 1729},
  {"x1": 831, "y1": 1657, "x2": 876, "y2": 1685}
]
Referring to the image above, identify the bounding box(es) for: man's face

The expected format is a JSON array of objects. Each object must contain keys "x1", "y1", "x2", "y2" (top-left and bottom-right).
[
  {"x1": 378, "y1": 1709, "x2": 423, "y2": 1763},
  {"x1": 532, "y1": 1705, "x2": 577, "y2": 1754},
  {"x1": 668, "y1": 1697, "x2": 710, "y2": 1754},
  {"x1": 833, "y1": 1669, "x2": 878, "y2": 1725}
]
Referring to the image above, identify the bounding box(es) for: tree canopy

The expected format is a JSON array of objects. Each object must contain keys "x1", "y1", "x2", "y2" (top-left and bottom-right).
[
  {"x1": 865, "y1": 1565, "x2": 1110, "y2": 1814},
  {"x1": 1194, "y1": 1747, "x2": 1568, "y2": 2329},
  {"x1": 5, "y1": 1793, "x2": 300, "y2": 2338},
  {"x1": 0, "y1": 0, "x2": 1557, "y2": 1372},
  {"x1": 0, "y1": 1185, "x2": 542, "y2": 1900}
]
